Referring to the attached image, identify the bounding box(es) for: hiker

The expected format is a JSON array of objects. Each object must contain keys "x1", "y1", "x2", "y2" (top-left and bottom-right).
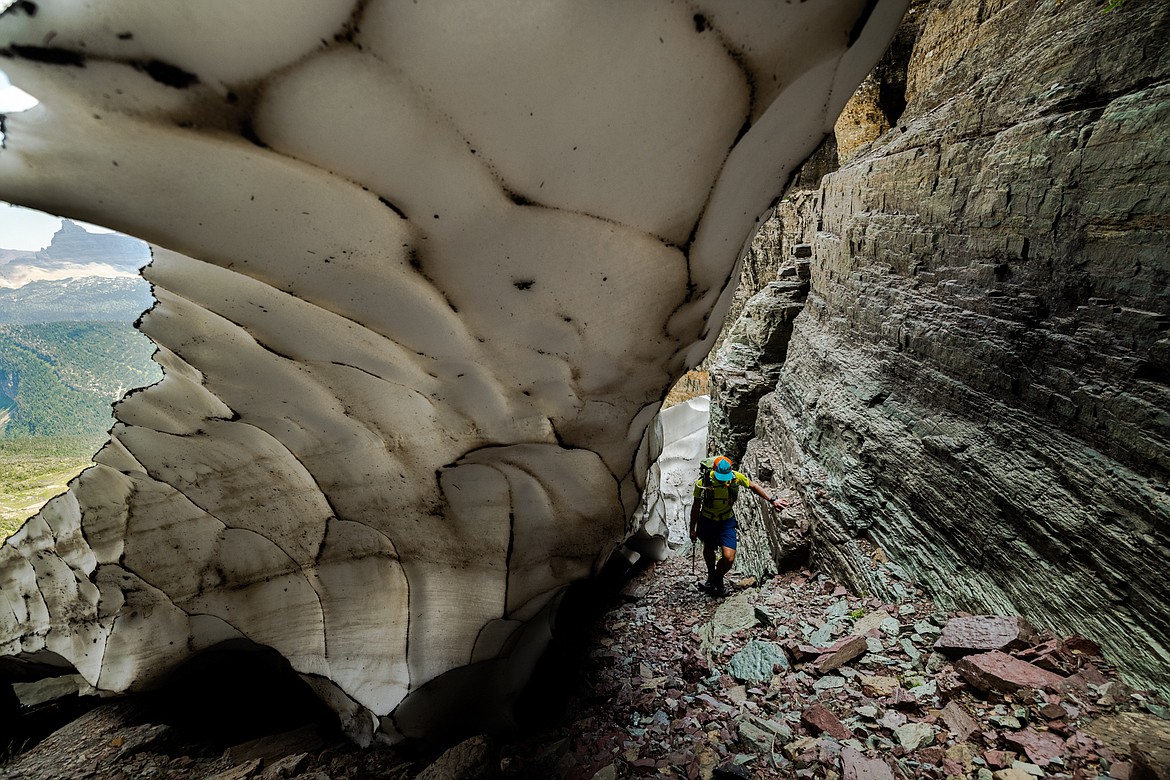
[{"x1": 689, "y1": 455, "x2": 785, "y2": 596}]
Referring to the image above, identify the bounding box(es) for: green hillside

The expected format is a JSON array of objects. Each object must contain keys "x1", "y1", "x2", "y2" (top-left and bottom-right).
[
  {"x1": 0, "y1": 435, "x2": 103, "y2": 539},
  {"x1": 0, "y1": 276, "x2": 155, "y2": 323},
  {"x1": 0, "y1": 322, "x2": 161, "y2": 437}
]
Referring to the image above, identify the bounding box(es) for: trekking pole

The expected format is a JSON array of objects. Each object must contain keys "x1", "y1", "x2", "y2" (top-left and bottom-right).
[{"x1": 691, "y1": 539, "x2": 696, "y2": 579}]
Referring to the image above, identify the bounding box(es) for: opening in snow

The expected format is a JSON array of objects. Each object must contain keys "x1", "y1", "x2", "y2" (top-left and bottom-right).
[
  {"x1": 0, "y1": 202, "x2": 160, "y2": 542},
  {"x1": 0, "y1": 66, "x2": 38, "y2": 145}
]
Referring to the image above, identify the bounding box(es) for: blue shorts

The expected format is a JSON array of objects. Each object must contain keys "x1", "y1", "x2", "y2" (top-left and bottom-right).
[{"x1": 697, "y1": 515, "x2": 737, "y2": 550}]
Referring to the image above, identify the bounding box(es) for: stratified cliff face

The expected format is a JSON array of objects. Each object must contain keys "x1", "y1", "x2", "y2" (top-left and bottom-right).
[{"x1": 735, "y1": 0, "x2": 1170, "y2": 692}]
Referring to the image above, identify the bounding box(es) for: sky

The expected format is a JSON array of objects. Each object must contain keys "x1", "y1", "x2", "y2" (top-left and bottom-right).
[
  {"x1": 0, "y1": 201, "x2": 116, "y2": 251},
  {"x1": 0, "y1": 65, "x2": 61, "y2": 251},
  {"x1": 0, "y1": 67, "x2": 37, "y2": 114}
]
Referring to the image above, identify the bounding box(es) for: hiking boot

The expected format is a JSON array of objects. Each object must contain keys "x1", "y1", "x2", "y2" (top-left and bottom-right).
[{"x1": 707, "y1": 576, "x2": 729, "y2": 598}]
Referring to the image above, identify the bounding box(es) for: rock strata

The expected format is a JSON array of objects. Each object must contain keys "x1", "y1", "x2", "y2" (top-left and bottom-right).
[
  {"x1": 708, "y1": 278, "x2": 809, "y2": 465},
  {"x1": 722, "y1": 0, "x2": 1170, "y2": 694}
]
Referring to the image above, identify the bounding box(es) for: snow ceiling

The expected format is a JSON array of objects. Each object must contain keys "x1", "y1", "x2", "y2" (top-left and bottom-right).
[{"x1": 0, "y1": 0, "x2": 905, "y2": 744}]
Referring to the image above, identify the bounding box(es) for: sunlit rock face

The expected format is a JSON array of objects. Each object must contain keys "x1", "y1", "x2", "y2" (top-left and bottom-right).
[{"x1": 0, "y1": 0, "x2": 905, "y2": 742}]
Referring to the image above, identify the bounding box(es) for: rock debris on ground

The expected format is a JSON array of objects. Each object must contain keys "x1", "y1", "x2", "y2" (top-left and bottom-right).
[
  {"x1": 499, "y1": 554, "x2": 1170, "y2": 780},
  {"x1": 3, "y1": 553, "x2": 1168, "y2": 779}
]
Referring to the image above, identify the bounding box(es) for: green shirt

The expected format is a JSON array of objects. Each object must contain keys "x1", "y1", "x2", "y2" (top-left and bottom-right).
[{"x1": 694, "y1": 470, "x2": 751, "y2": 521}]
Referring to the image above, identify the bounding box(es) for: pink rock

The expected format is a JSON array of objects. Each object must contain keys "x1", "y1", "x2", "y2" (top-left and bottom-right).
[
  {"x1": 815, "y1": 635, "x2": 870, "y2": 674},
  {"x1": 1038, "y1": 702, "x2": 1067, "y2": 720},
  {"x1": 1055, "y1": 663, "x2": 1109, "y2": 692},
  {"x1": 936, "y1": 616, "x2": 1037, "y2": 654},
  {"x1": 955, "y1": 651, "x2": 1066, "y2": 694},
  {"x1": 1107, "y1": 761, "x2": 1132, "y2": 779},
  {"x1": 1064, "y1": 635, "x2": 1102, "y2": 657},
  {"x1": 984, "y1": 750, "x2": 1015, "y2": 769},
  {"x1": 841, "y1": 747, "x2": 895, "y2": 780},
  {"x1": 942, "y1": 759, "x2": 965, "y2": 775},
  {"x1": 889, "y1": 687, "x2": 919, "y2": 710},
  {"x1": 785, "y1": 641, "x2": 823, "y2": 661},
  {"x1": 802, "y1": 703, "x2": 853, "y2": 741},
  {"x1": 1015, "y1": 634, "x2": 1102, "y2": 675},
  {"x1": 1004, "y1": 727, "x2": 1066, "y2": 766},
  {"x1": 941, "y1": 701, "x2": 979, "y2": 741},
  {"x1": 918, "y1": 746, "x2": 945, "y2": 764}
]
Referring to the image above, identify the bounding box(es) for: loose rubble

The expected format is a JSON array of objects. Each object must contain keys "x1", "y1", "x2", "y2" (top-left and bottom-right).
[{"x1": 500, "y1": 554, "x2": 1170, "y2": 779}]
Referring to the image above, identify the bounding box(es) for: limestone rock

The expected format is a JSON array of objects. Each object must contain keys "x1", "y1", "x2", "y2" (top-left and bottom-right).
[
  {"x1": 0, "y1": 0, "x2": 906, "y2": 743},
  {"x1": 1133, "y1": 740, "x2": 1170, "y2": 780},
  {"x1": 709, "y1": 280, "x2": 809, "y2": 463},
  {"x1": 0, "y1": 219, "x2": 152, "y2": 288},
  {"x1": 1085, "y1": 712, "x2": 1170, "y2": 758}
]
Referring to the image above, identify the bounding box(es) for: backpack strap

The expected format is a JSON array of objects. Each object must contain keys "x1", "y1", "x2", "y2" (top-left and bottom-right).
[{"x1": 698, "y1": 471, "x2": 739, "y2": 521}]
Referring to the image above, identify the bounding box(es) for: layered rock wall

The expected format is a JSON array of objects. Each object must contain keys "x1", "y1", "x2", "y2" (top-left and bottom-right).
[{"x1": 731, "y1": 0, "x2": 1170, "y2": 692}]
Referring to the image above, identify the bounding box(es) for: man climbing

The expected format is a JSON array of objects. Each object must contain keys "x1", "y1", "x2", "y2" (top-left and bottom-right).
[{"x1": 690, "y1": 455, "x2": 785, "y2": 597}]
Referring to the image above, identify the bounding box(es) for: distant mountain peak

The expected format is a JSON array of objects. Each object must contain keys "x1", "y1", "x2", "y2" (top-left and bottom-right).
[
  {"x1": 41, "y1": 220, "x2": 151, "y2": 269},
  {"x1": 55, "y1": 218, "x2": 89, "y2": 237},
  {"x1": 0, "y1": 220, "x2": 151, "y2": 289}
]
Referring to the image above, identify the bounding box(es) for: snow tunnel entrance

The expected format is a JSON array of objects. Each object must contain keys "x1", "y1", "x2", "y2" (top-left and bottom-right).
[
  {"x1": 1, "y1": 652, "x2": 94, "y2": 759},
  {"x1": 147, "y1": 639, "x2": 337, "y2": 748},
  {"x1": 0, "y1": 201, "x2": 160, "y2": 542}
]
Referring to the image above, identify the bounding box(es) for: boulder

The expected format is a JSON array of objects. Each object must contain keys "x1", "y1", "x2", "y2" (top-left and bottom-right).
[
  {"x1": 1002, "y1": 728, "x2": 1066, "y2": 767},
  {"x1": 935, "y1": 616, "x2": 1037, "y2": 655},
  {"x1": 728, "y1": 640, "x2": 789, "y2": 683},
  {"x1": 1085, "y1": 713, "x2": 1170, "y2": 760},
  {"x1": 892, "y1": 722, "x2": 936, "y2": 751},
  {"x1": 415, "y1": 735, "x2": 498, "y2": 780},
  {"x1": 955, "y1": 651, "x2": 1065, "y2": 695},
  {"x1": 1132, "y1": 741, "x2": 1170, "y2": 780}
]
